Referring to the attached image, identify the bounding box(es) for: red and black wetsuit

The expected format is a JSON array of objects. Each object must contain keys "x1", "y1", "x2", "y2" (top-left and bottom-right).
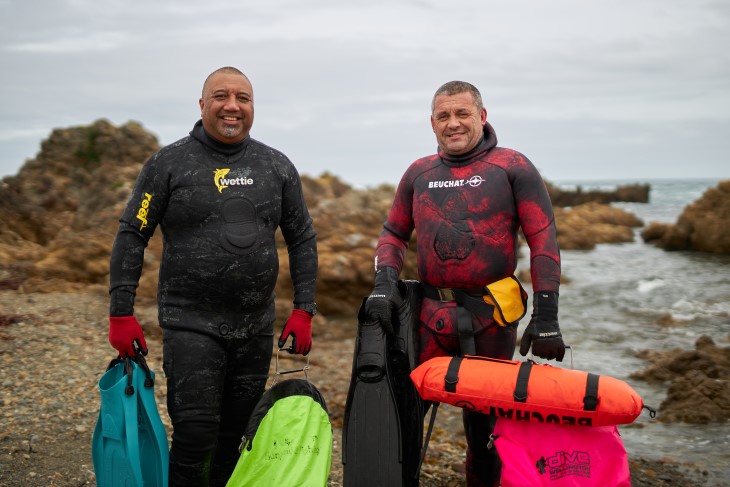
[{"x1": 375, "y1": 122, "x2": 560, "y2": 486}]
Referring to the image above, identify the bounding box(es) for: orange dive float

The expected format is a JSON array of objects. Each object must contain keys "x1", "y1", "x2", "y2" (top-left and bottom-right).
[{"x1": 410, "y1": 355, "x2": 654, "y2": 427}]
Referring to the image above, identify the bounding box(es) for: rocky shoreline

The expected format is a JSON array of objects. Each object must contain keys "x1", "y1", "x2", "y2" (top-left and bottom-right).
[
  {"x1": 0, "y1": 289, "x2": 721, "y2": 486},
  {"x1": 1, "y1": 120, "x2": 728, "y2": 485},
  {"x1": 2, "y1": 119, "x2": 712, "y2": 316}
]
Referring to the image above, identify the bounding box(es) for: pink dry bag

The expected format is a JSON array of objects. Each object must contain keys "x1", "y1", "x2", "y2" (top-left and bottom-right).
[{"x1": 491, "y1": 419, "x2": 630, "y2": 487}]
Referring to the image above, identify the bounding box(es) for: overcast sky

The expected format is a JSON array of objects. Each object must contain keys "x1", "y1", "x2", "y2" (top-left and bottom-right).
[{"x1": 1, "y1": 0, "x2": 728, "y2": 187}]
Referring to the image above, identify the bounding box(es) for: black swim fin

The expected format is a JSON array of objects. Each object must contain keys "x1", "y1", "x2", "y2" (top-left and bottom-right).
[
  {"x1": 342, "y1": 281, "x2": 424, "y2": 487},
  {"x1": 389, "y1": 280, "x2": 424, "y2": 484}
]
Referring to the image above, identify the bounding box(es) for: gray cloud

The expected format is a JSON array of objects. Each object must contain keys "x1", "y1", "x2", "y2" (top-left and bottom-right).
[{"x1": 1, "y1": 0, "x2": 728, "y2": 186}]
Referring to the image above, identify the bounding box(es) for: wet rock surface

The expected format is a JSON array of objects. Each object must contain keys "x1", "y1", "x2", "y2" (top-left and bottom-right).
[
  {"x1": 631, "y1": 334, "x2": 730, "y2": 424},
  {"x1": 642, "y1": 180, "x2": 730, "y2": 254}
]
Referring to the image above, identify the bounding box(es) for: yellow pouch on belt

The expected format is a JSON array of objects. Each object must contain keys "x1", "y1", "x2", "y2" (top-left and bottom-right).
[{"x1": 482, "y1": 275, "x2": 528, "y2": 326}]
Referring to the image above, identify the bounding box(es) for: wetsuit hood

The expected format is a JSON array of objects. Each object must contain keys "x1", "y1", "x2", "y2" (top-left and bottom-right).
[
  {"x1": 190, "y1": 119, "x2": 250, "y2": 155},
  {"x1": 438, "y1": 121, "x2": 498, "y2": 166}
]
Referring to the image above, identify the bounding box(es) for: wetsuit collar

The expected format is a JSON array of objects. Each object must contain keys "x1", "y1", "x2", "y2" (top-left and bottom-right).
[
  {"x1": 190, "y1": 119, "x2": 250, "y2": 155},
  {"x1": 438, "y1": 121, "x2": 498, "y2": 166}
]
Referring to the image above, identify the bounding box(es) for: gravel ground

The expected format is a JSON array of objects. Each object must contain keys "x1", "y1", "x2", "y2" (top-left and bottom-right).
[{"x1": 0, "y1": 290, "x2": 710, "y2": 486}]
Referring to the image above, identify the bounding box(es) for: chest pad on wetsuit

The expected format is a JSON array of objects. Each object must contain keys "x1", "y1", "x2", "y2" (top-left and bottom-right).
[{"x1": 219, "y1": 197, "x2": 259, "y2": 255}]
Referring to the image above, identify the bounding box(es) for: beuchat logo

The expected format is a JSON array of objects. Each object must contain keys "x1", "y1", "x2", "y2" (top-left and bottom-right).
[
  {"x1": 136, "y1": 192, "x2": 152, "y2": 230},
  {"x1": 214, "y1": 168, "x2": 254, "y2": 193},
  {"x1": 427, "y1": 175, "x2": 484, "y2": 189}
]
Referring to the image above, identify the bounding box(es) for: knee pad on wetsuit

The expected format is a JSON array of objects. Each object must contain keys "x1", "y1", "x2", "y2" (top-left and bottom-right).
[{"x1": 170, "y1": 418, "x2": 219, "y2": 465}]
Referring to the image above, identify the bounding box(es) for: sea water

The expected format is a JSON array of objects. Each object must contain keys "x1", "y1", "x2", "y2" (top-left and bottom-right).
[{"x1": 547, "y1": 178, "x2": 730, "y2": 484}]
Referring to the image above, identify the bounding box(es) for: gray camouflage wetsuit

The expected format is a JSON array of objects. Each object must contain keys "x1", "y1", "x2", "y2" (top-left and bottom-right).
[{"x1": 109, "y1": 120, "x2": 317, "y2": 485}]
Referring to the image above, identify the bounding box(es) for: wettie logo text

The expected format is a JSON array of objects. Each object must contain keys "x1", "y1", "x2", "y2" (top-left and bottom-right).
[{"x1": 214, "y1": 168, "x2": 253, "y2": 193}]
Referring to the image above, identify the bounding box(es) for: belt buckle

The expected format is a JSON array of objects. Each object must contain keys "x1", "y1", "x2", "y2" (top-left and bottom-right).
[{"x1": 437, "y1": 287, "x2": 456, "y2": 302}]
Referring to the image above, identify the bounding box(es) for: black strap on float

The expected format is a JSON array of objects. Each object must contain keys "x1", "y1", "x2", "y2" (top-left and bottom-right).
[
  {"x1": 514, "y1": 362, "x2": 600, "y2": 410},
  {"x1": 513, "y1": 360, "x2": 533, "y2": 403},
  {"x1": 444, "y1": 356, "x2": 463, "y2": 393},
  {"x1": 583, "y1": 373, "x2": 600, "y2": 411}
]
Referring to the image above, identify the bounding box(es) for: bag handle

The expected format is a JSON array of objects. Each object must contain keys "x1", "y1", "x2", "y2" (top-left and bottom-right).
[{"x1": 270, "y1": 347, "x2": 311, "y2": 387}]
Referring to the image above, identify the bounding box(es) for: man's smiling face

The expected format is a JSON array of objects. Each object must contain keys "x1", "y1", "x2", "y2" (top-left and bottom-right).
[
  {"x1": 199, "y1": 72, "x2": 254, "y2": 144},
  {"x1": 430, "y1": 91, "x2": 486, "y2": 155}
]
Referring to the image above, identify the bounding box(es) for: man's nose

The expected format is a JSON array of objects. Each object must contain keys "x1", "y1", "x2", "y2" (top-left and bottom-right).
[
  {"x1": 224, "y1": 95, "x2": 239, "y2": 110},
  {"x1": 446, "y1": 115, "x2": 460, "y2": 127}
]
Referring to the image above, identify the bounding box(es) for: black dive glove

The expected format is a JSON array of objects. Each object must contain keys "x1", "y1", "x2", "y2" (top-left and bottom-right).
[
  {"x1": 519, "y1": 290, "x2": 566, "y2": 361},
  {"x1": 364, "y1": 266, "x2": 402, "y2": 335}
]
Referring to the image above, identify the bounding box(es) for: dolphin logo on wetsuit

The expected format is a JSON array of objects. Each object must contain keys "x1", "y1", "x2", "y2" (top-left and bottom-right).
[{"x1": 214, "y1": 168, "x2": 231, "y2": 193}]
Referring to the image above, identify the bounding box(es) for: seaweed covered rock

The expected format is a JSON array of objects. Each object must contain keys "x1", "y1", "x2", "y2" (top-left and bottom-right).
[
  {"x1": 631, "y1": 335, "x2": 730, "y2": 423},
  {"x1": 554, "y1": 202, "x2": 643, "y2": 250},
  {"x1": 641, "y1": 180, "x2": 730, "y2": 254}
]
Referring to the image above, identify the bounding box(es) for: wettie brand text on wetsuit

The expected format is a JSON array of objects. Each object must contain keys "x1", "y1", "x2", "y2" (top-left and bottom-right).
[{"x1": 214, "y1": 168, "x2": 254, "y2": 193}]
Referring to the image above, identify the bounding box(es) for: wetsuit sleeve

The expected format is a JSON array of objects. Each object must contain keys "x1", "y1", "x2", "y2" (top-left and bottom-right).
[
  {"x1": 279, "y1": 166, "x2": 318, "y2": 304},
  {"x1": 512, "y1": 157, "x2": 561, "y2": 292},
  {"x1": 374, "y1": 170, "x2": 415, "y2": 273},
  {"x1": 109, "y1": 157, "x2": 169, "y2": 315}
]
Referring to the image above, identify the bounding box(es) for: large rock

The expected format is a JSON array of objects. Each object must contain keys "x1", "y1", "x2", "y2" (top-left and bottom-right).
[
  {"x1": 641, "y1": 180, "x2": 730, "y2": 254},
  {"x1": 278, "y1": 175, "x2": 418, "y2": 315},
  {"x1": 554, "y1": 202, "x2": 643, "y2": 250},
  {"x1": 546, "y1": 181, "x2": 650, "y2": 207},
  {"x1": 0, "y1": 119, "x2": 159, "y2": 289},
  {"x1": 631, "y1": 335, "x2": 730, "y2": 423}
]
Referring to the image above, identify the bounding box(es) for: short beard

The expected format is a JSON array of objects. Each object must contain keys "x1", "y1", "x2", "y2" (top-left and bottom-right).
[{"x1": 223, "y1": 126, "x2": 238, "y2": 137}]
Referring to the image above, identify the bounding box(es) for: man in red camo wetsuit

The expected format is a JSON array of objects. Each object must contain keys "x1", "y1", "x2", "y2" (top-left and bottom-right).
[{"x1": 364, "y1": 81, "x2": 565, "y2": 486}]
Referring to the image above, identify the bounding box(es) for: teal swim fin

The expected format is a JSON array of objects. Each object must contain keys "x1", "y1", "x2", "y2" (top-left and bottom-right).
[
  {"x1": 92, "y1": 354, "x2": 169, "y2": 487},
  {"x1": 342, "y1": 282, "x2": 424, "y2": 487}
]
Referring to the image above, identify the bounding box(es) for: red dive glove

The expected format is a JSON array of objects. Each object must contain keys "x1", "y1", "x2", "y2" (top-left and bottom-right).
[
  {"x1": 278, "y1": 309, "x2": 313, "y2": 356},
  {"x1": 109, "y1": 316, "x2": 148, "y2": 357}
]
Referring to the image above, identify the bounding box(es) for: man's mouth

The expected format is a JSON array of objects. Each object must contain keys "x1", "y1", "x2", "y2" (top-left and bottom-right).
[{"x1": 222, "y1": 116, "x2": 240, "y2": 122}]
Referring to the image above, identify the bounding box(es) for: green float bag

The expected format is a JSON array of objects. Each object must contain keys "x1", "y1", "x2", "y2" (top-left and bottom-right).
[{"x1": 226, "y1": 356, "x2": 332, "y2": 487}]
